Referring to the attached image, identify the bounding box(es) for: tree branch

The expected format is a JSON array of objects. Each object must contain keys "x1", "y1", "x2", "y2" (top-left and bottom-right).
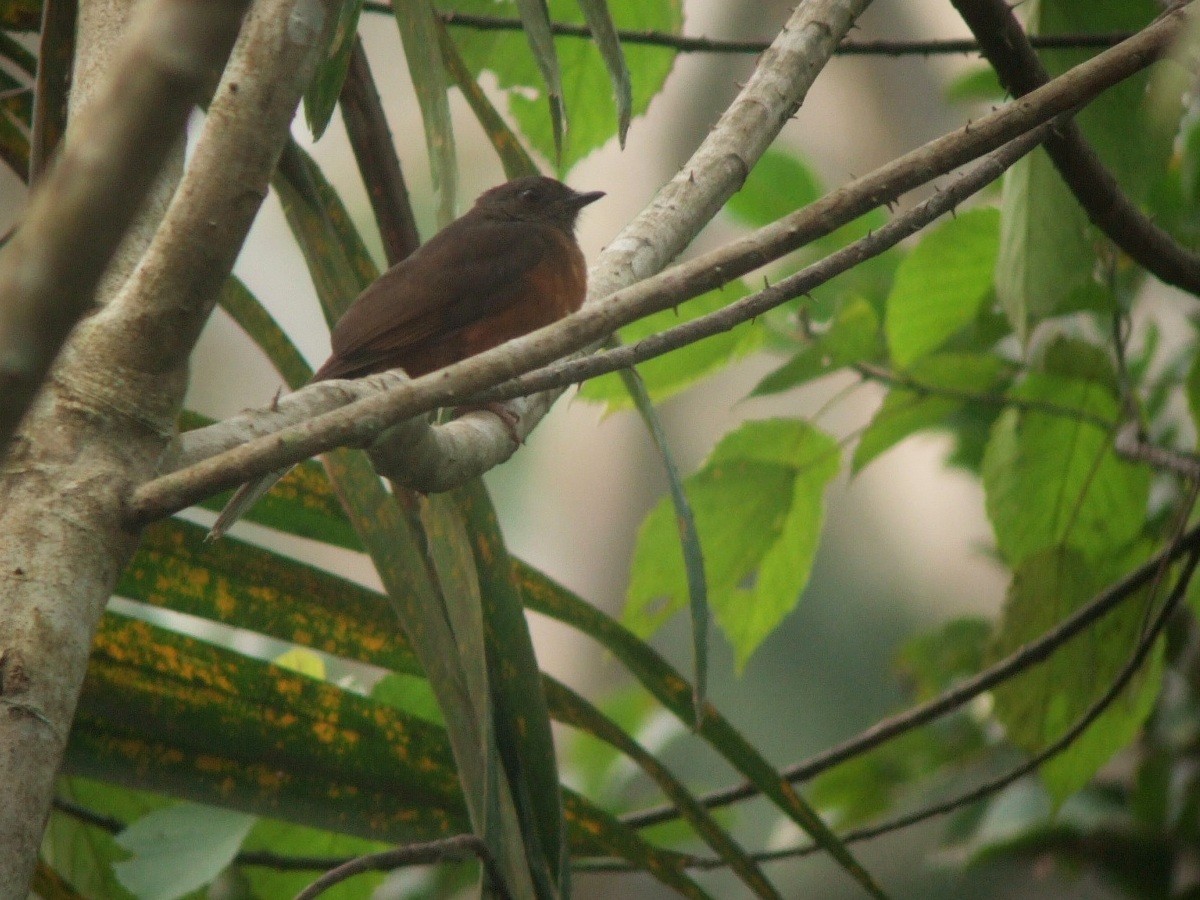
[
  {"x1": 126, "y1": 6, "x2": 1188, "y2": 517},
  {"x1": 0, "y1": 0, "x2": 247, "y2": 458},
  {"x1": 621, "y1": 521, "x2": 1200, "y2": 829},
  {"x1": 950, "y1": 0, "x2": 1200, "y2": 297},
  {"x1": 294, "y1": 835, "x2": 507, "y2": 900},
  {"x1": 368, "y1": 5, "x2": 1136, "y2": 58}
]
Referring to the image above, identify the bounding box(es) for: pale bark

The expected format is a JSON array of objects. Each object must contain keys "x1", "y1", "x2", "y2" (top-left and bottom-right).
[{"x1": 0, "y1": 0, "x2": 336, "y2": 893}]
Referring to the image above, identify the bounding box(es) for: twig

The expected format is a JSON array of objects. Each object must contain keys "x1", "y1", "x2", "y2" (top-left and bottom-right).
[
  {"x1": 125, "y1": 10, "x2": 1188, "y2": 517},
  {"x1": 622, "y1": 521, "x2": 1200, "y2": 828},
  {"x1": 365, "y1": 5, "x2": 1135, "y2": 58},
  {"x1": 293, "y1": 835, "x2": 508, "y2": 900},
  {"x1": 951, "y1": 0, "x2": 1200, "y2": 297},
  {"x1": 478, "y1": 123, "x2": 1052, "y2": 403}
]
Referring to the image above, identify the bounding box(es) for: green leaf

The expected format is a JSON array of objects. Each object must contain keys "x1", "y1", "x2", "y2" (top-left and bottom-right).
[
  {"x1": 752, "y1": 296, "x2": 880, "y2": 396},
  {"x1": 995, "y1": 148, "x2": 1093, "y2": 341},
  {"x1": 627, "y1": 419, "x2": 839, "y2": 668},
  {"x1": 945, "y1": 66, "x2": 1004, "y2": 103},
  {"x1": 453, "y1": 481, "x2": 567, "y2": 897},
  {"x1": 242, "y1": 819, "x2": 388, "y2": 900},
  {"x1": 113, "y1": 804, "x2": 256, "y2": 900},
  {"x1": 518, "y1": 565, "x2": 886, "y2": 899},
  {"x1": 372, "y1": 672, "x2": 444, "y2": 726},
  {"x1": 885, "y1": 208, "x2": 999, "y2": 366},
  {"x1": 726, "y1": 150, "x2": 823, "y2": 228},
  {"x1": 303, "y1": 0, "x2": 365, "y2": 140},
  {"x1": 1035, "y1": 0, "x2": 1174, "y2": 204},
  {"x1": 119, "y1": 518, "x2": 413, "y2": 672},
  {"x1": 618, "y1": 366, "x2": 709, "y2": 718},
  {"x1": 811, "y1": 718, "x2": 985, "y2": 829},
  {"x1": 577, "y1": 279, "x2": 763, "y2": 410},
  {"x1": 514, "y1": 0, "x2": 567, "y2": 160},
  {"x1": 76, "y1": 612, "x2": 468, "y2": 843},
  {"x1": 576, "y1": 0, "x2": 633, "y2": 146},
  {"x1": 544, "y1": 678, "x2": 779, "y2": 899},
  {"x1": 437, "y1": 21, "x2": 539, "y2": 180},
  {"x1": 44, "y1": 778, "x2": 167, "y2": 900},
  {"x1": 980, "y1": 372, "x2": 1145, "y2": 566},
  {"x1": 391, "y1": 0, "x2": 457, "y2": 221},
  {"x1": 450, "y1": 0, "x2": 682, "y2": 172},
  {"x1": 853, "y1": 353, "x2": 1007, "y2": 472},
  {"x1": 991, "y1": 546, "x2": 1165, "y2": 803},
  {"x1": 894, "y1": 617, "x2": 992, "y2": 701}
]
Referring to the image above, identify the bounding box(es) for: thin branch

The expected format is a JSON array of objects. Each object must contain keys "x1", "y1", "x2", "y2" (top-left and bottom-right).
[
  {"x1": 736, "y1": 530, "x2": 1200, "y2": 869},
  {"x1": 0, "y1": 0, "x2": 249, "y2": 458},
  {"x1": 951, "y1": 0, "x2": 1200, "y2": 297},
  {"x1": 622, "y1": 521, "x2": 1200, "y2": 829},
  {"x1": 124, "y1": 10, "x2": 1188, "y2": 518},
  {"x1": 365, "y1": 5, "x2": 1135, "y2": 58},
  {"x1": 593, "y1": 523, "x2": 1200, "y2": 872},
  {"x1": 476, "y1": 124, "x2": 1053, "y2": 405},
  {"x1": 338, "y1": 36, "x2": 421, "y2": 266},
  {"x1": 293, "y1": 835, "x2": 508, "y2": 900},
  {"x1": 1114, "y1": 425, "x2": 1200, "y2": 479},
  {"x1": 852, "y1": 361, "x2": 1116, "y2": 431}
]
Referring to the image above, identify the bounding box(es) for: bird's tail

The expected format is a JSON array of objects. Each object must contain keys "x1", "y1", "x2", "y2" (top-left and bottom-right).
[{"x1": 207, "y1": 467, "x2": 290, "y2": 541}]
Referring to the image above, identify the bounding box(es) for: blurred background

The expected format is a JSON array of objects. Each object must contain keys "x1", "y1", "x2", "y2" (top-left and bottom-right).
[{"x1": 0, "y1": 0, "x2": 1136, "y2": 896}]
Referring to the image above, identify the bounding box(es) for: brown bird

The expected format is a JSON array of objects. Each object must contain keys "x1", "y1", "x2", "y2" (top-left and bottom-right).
[{"x1": 208, "y1": 175, "x2": 603, "y2": 538}]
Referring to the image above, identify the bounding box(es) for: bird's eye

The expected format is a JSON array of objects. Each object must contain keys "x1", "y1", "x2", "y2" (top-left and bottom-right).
[{"x1": 520, "y1": 188, "x2": 537, "y2": 203}]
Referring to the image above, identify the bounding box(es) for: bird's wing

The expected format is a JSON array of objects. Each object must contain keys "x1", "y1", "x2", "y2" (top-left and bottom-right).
[{"x1": 315, "y1": 218, "x2": 553, "y2": 380}]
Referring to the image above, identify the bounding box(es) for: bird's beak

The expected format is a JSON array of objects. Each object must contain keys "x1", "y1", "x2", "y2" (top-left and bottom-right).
[{"x1": 570, "y1": 190, "x2": 605, "y2": 210}]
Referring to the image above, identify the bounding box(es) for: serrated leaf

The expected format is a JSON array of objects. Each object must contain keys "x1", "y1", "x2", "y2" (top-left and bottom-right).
[
  {"x1": 894, "y1": 617, "x2": 992, "y2": 701},
  {"x1": 752, "y1": 297, "x2": 879, "y2": 396},
  {"x1": 520, "y1": 565, "x2": 885, "y2": 898},
  {"x1": 451, "y1": 0, "x2": 682, "y2": 172},
  {"x1": 303, "y1": 0, "x2": 365, "y2": 140},
  {"x1": 578, "y1": 279, "x2": 762, "y2": 410},
  {"x1": 991, "y1": 546, "x2": 1165, "y2": 803},
  {"x1": 885, "y1": 208, "x2": 999, "y2": 366},
  {"x1": 980, "y1": 373, "x2": 1145, "y2": 566},
  {"x1": 727, "y1": 149, "x2": 823, "y2": 228},
  {"x1": 114, "y1": 804, "x2": 256, "y2": 900},
  {"x1": 996, "y1": 148, "x2": 1094, "y2": 341},
  {"x1": 853, "y1": 353, "x2": 1006, "y2": 472},
  {"x1": 627, "y1": 419, "x2": 839, "y2": 668}
]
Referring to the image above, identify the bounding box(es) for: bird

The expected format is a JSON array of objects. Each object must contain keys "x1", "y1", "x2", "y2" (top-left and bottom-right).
[{"x1": 208, "y1": 175, "x2": 603, "y2": 539}]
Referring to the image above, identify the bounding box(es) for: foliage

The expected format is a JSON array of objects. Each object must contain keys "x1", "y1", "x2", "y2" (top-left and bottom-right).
[{"x1": 4, "y1": 0, "x2": 1200, "y2": 898}]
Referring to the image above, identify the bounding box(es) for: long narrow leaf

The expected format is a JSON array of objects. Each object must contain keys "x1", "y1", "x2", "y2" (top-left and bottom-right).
[
  {"x1": 119, "y1": 518, "x2": 419, "y2": 674},
  {"x1": 436, "y1": 19, "x2": 539, "y2": 180},
  {"x1": 517, "y1": 564, "x2": 889, "y2": 899},
  {"x1": 619, "y1": 365, "x2": 709, "y2": 722},
  {"x1": 304, "y1": 0, "x2": 365, "y2": 140},
  {"x1": 562, "y1": 791, "x2": 712, "y2": 899},
  {"x1": 574, "y1": 0, "x2": 632, "y2": 146},
  {"x1": 455, "y1": 479, "x2": 569, "y2": 897},
  {"x1": 513, "y1": 0, "x2": 566, "y2": 162},
  {"x1": 74, "y1": 613, "x2": 467, "y2": 842},
  {"x1": 390, "y1": 0, "x2": 457, "y2": 222},
  {"x1": 546, "y1": 677, "x2": 779, "y2": 899}
]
